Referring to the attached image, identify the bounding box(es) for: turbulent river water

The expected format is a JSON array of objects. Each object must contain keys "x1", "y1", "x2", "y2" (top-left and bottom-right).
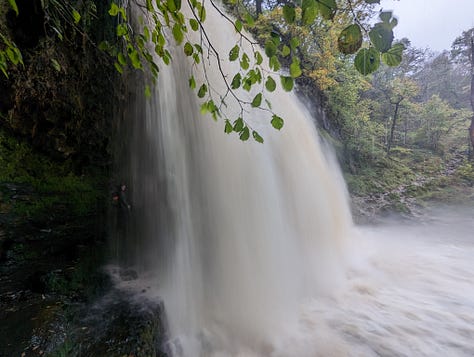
[
  {"x1": 112, "y1": 208, "x2": 474, "y2": 356},
  {"x1": 112, "y1": 2, "x2": 474, "y2": 356}
]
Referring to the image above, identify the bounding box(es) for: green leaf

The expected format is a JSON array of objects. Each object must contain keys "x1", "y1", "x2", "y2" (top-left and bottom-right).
[
  {"x1": 98, "y1": 41, "x2": 109, "y2": 51},
  {"x1": 282, "y1": 5, "x2": 296, "y2": 24},
  {"x1": 72, "y1": 10, "x2": 81, "y2": 24},
  {"x1": 240, "y1": 53, "x2": 249, "y2": 70},
  {"x1": 255, "y1": 51, "x2": 263, "y2": 65},
  {"x1": 290, "y1": 58, "x2": 302, "y2": 78},
  {"x1": 189, "y1": 75, "x2": 196, "y2": 89},
  {"x1": 270, "y1": 31, "x2": 281, "y2": 46},
  {"x1": 290, "y1": 37, "x2": 300, "y2": 50},
  {"x1": 280, "y1": 76, "x2": 294, "y2": 91},
  {"x1": 146, "y1": 0, "x2": 153, "y2": 10},
  {"x1": 189, "y1": 18, "x2": 199, "y2": 31},
  {"x1": 242, "y1": 78, "x2": 251, "y2": 91},
  {"x1": 318, "y1": 0, "x2": 337, "y2": 20},
  {"x1": 244, "y1": 13, "x2": 255, "y2": 27},
  {"x1": 233, "y1": 117, "x2": 244, "y2": 132},
  {"x1": 0, "y1": 64, "x2": 8, "y2": 78},
  {"x1": 381, "y1": 42, "x2": 405, "y2": 66},
  {"x1": 196, "y1": 3, "x2": 206, "y2": 22},
  {"x1": 167, "y1": 0, "x2": 177, "y2": 11},
  {"x1": 338, "y1": 24, "x2": 362, "y2": 55},
  {"x1": 119, "y1": 7, "x2": 127, "y2": 20},
  {"x1": 10, "y1": 47, "x2": 22, "y2": 65},
  {"x1": 7, "y1": 0, "x2": 19, "y2": 16},
  {"x1": 239, "y1": 126, "x2": 250, "y2": 141},
  {"x1": 224, "y1": 120, "x2": 233, "y2": 134},
  {"x1": 200, "y1": 101, "x2": 209, "y2": 114},
  {"x1": 143, "y1": 26, "x2": 150, "y2": 41},
  {"x1": 269, "y1": 56, "x2": 280, "y2": 71},
  {"x1": 158, "y1": 33, "x2": 166, "y2": 46},
  {"x1": 229, "y1": 45, "x2": 240, "y2": 61},
  {"x1": 172, "y1": 23, "x2": 184, "y2": 44},
  {"x1": 265, "y1": 76, "x2": 276, "y2": 92},
  {"x1": 164, "y1": 51, "x2": 172, "y2": 65},
  {"x1": 194, "y1": 44, "x2": 203, "y2": 53},
  {"x1": 144, "y1": 85, "x2": 152, "y2": 98},
  {"x1": 114, "y1": 62, "x2": 123, "y2": 74},
  {"x1": 116, "y1": 24, "x2": 128, "y2": 36},
  {"x1": 281, "y1": 45, "x2": 291, "y2": 57},
  {"x1": 197, "y1": 83, "x2": 207, "y2": 98},
  {"x1": 51, "y1": 58, "x2": 61, "y2": 72},
  {"x1": 369, "y1": 23, "x2": 393, "y2": 53},
  {"x1": 380, "y1": 11, "x2": 392, "y2": 23},
  {"x1": 302, "y1": 0, "x2": 317, "y2": 25},
  {"x1": 117, "y1": 52, "x2": 127, "y2": 65},
  {"x1": 129, "y1": 50, "x2": 142, "y2": 69},
  {"x1": 184, "y1": 42, "x2": 193, "y2": 56},
  {"x1": 271, "y1": 115, "x2": 284, "y2": 130},
  {"x1": 354, "y1": 47, "x2": 380, "y2": 75},
  {"x1": 109, "y1": 3, "x2": 119, "y2": 16},
  {"x1": 252, "y1": 131, "x2": 264, "y2": 143},
  {"x1": 231, "y1": 73, "x2": 241, "y2": 89},
  {"x1": 6, "y1": 48, "x2": 16, "y2": 64},
  {"x1": 265, "y1": 41, "x2": 277, "y2": 58},
  {"x1": 251, "y1": 93, "x2": 262, "y2": 107},
  {"x1": 235, "y1": 19, "x2": 242, "y2": 32}
]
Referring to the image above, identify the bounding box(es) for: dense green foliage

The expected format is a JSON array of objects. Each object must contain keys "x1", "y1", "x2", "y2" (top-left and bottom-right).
[
  {"x1": 2, "y1": 0, "x2": 402, "y2": 143},
  {"x1": 231, "y1": 1, "x2": 473, "y2": 206},
  {"x1": 0, "y1": 129, "x2": 106, "y2": 219},
  {"x1": 0, "y1": 0, "x2": 117, "y2": 167},
  {"x1": 1, "y1": 0, "x2": 472, "y2": 209}
]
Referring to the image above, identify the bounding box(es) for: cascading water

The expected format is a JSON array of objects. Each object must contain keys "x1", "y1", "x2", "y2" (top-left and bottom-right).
[
  {"x1": 114, "y1": 1, "x2": 352, "y2": 354},
  {"x1": 111, "y1": 2, "x2": 474, "y2": 357}
]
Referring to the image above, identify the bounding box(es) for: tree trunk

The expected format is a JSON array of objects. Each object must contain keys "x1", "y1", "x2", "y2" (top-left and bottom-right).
[
  {"x1": 387, "y1": 102, "x2": 400, "y2": 155},
  {"x1": 256, "y1": 0, "x2": 263, "y2": 16},
  {"x1": 403, "y1": 116, "x2": 408, "y2": 146}
]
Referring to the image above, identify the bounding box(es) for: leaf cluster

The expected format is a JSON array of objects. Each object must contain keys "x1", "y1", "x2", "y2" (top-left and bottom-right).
[
  {"x1": 342, "y1": 10, "x2": 405, "y2": 75},
  {"x1": 2, "y1": 0, "x2": 407, "y2": 142}
]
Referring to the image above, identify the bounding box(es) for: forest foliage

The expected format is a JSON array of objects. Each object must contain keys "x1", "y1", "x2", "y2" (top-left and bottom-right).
[
  {"x1": 1, "y1": 0, "x2": 473, "y2": 201},
  {"x1": 1, "y1": 0, "x2": 402, "y2": 144}
]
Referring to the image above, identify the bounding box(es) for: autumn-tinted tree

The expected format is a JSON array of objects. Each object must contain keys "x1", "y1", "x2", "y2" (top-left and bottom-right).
[
  {"x1": 451, "y1": 28, "x2": 474, "y2": 156},
  {"x1": 1, "y1": 0, "x2": 403, "y2": 143}
]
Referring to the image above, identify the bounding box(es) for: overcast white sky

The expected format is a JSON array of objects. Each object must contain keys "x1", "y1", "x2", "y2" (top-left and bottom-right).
[{"x1": 378, "y1": 0, "x2": 474, "y2": 52}]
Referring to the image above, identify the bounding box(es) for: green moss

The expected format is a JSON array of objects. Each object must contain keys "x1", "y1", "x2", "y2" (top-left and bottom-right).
[
  {"x1": 44, "y1": 244, "x2": 108, "y2": 298},
  {"x1": 0, "y1": 129, "x2": 107, "y2": 220}
]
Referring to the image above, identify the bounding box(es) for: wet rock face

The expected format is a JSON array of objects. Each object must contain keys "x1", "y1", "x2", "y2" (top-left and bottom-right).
[
  {"x1": 63, "y1": 290, "x2": 169, "y2": 357},
  {"x1": 5, "y1": 0, "x2": 45, "y2": 49},
  {"x1": 0, "y1": 180, "x2": 169, "y2": 357}
]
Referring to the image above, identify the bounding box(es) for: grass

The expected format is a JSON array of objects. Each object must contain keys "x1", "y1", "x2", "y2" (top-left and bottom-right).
[{"x1": 346, "y1": 145, "x2": 474, "y2": 209}]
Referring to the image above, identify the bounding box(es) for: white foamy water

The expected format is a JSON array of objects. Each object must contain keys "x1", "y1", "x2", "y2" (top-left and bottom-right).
[
  {"x1": 276, "y1": 213, "x2": 474, "y2": 357},
  {"x1": 112, "y1": 210, "x2": 474, "y2": 356},
  {"x1": 113, "y1": 1, "x2": 474, "y2": 356}
]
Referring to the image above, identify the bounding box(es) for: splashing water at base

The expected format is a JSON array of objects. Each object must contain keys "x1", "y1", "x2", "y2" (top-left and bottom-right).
[
  {"x1": 112, "y1": 208, "x2": 474, "y2": 356},
  {"x1": 112, "y1": 2, "x2": 474, "y2": 356}
]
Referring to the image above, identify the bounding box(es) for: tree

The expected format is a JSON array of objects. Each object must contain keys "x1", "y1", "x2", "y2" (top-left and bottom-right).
[
  {"x1": 1, "y1": 0, "x2": 404, "y2": 143},
  {"x1": 451, "y1": 28, "x2": 474, "y2": 156},
  {"x1": 384, "y1": 77, "x2": 419, "y2": 154}
]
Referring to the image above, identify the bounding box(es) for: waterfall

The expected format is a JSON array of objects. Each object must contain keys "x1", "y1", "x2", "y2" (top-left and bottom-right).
[{"x1": 115, "y1": 2, "x2": 353, "y2": 355}]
